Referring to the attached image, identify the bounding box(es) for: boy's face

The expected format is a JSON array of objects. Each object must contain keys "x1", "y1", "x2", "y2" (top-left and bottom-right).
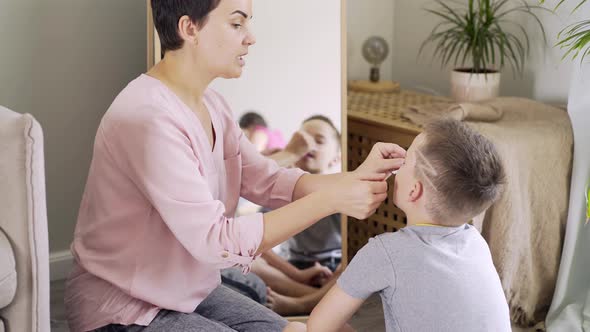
[
  {"x1": 392, "y1": 134, "x2": 425, "y2": 211},
  {"x1": 295, "y1": 119, "x2": 340, "y2": 174}
]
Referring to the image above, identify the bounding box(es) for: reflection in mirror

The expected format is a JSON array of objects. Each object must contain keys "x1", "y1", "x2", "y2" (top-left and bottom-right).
[
  {"x1": 207, "y1": 0, "x2": 344, "y2": 318},
  {"x1": 211, "y1": 0, "x2": 342, "y2": 155}
]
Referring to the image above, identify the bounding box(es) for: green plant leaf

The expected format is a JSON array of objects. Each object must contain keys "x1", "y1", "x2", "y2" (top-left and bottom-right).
[
  {"x1": 443, "y1": 35, "x2": 464, "y2": 67},
  {"x1": 493, "y1": 30, "x2": 519, "y2": 73},
  {"x1": 555, "y1": 0, "x2": 568, "y2": 10},
  {"x1": 425, "y1": 9, "x2": 462, "y2": 26},
  {"x1": 488, "y1": 33, "x2": 497, "y2": 66},
  {"x1": 556, "y1": 19, "x2": 590, "y2": 62},
  {"x1": 493, "y1": 0, "x2": 512, "y2": 13},
  {"x1": 573, "y1": 0, "x2": 588, "y2": 12},
  {"x1": 436, "y1": 0, "x2": 466, "y2": 24},
  {"x1": 581, "y1": 44, "x2": 590, "y2": 63}
]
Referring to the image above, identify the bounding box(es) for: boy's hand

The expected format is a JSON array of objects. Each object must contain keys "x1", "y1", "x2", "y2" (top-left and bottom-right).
[
  {"x1": 295, "y1": 262, "x2": 333, "y2": 286},
  {"x1": 285, "y1": 130, "x2": 316, "y2": 158},
  {"x1": 355, "y1": 142, "x2": 406, "y2": 180}
]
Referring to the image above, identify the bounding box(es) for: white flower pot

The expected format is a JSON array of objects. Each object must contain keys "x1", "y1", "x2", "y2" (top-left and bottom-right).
[{"x1": 450, "y1": 69, "x2": 501, "y2": 102}]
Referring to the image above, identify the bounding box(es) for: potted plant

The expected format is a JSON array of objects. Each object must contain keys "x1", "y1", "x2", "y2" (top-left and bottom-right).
[{"x1": 420, "y1": 0, "x2": 548, "y2": 102}]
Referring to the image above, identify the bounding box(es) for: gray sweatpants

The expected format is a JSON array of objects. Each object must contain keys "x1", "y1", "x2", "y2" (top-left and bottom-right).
[{"x1": 93, "y1": 285, "x2": 287, "y2": 332}]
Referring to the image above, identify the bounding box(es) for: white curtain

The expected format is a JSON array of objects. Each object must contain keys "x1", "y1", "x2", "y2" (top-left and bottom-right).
[{"x1": 546, "y1": 64, "x2": 590, "y2": 331}]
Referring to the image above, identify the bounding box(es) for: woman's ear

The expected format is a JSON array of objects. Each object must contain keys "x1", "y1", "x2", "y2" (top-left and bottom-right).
[{"x1": 177, "y1": 15, "x2": 199, "y2": 45}]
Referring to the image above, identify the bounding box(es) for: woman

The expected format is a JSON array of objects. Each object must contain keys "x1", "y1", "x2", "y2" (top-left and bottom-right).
[{"x1": 64, "y1": 1, "x2": 405, "y2": 331}]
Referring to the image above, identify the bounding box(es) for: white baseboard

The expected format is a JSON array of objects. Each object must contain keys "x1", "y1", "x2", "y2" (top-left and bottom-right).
[{"x1": 49, "y1": 250, "x2": 73, "y2": 281}]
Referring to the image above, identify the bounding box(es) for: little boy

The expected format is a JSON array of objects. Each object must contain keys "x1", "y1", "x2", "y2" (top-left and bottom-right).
[{"x1": 285, "y1": 118, "x2": 511, "y2": 332}]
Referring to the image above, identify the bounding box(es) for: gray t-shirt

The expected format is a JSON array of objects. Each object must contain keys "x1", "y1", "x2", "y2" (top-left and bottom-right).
[
  {"x1": 338, "y1": 224, "x2": 510, "y2": 332},
  {"x1": 287, "y1": 214, "x2": 341, "y2": 262}
]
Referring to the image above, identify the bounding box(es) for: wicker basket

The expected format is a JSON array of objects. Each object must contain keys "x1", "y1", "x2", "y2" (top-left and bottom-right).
[{"x1": 346, "y1": 89, "x2": 451, "y2": 260}]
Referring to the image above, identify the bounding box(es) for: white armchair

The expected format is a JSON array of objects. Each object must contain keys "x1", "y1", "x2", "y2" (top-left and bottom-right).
[{"x1": 0, "y1": 106, "x2": 50, "y2": 332}]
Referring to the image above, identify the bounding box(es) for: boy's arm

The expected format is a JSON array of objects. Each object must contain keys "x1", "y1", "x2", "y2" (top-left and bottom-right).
[
  {"x1": 300, "y1": 237, "x2": 394, "y2": 331},
  {"x1": 262, "y1": 250, "x2": 332, "y2": 284},
  {"x1": 261, "y1": 250, "x2": 301, "y2": 280},
  {"x1": 306, "y1": 284, "x2": 365, "y2": 332}
]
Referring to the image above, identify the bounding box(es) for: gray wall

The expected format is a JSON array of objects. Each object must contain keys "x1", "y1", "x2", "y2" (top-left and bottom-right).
[
  {"x1": 347, "y1": 0, "x2": 394, "y2": 82},
  {"x1": 347, "y1": 0, "x2": 588, "y2": 103},
  {"x1": 389, "y1": 0, "x2": 579, "y2": 103},
  {"x1": 0, "y1": 0, "x2": 147, "y2": 253}
]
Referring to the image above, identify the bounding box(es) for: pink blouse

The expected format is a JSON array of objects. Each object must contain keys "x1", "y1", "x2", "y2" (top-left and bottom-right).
[{"x1": 64, "y1": 74, "x2": 305, "y2": 332}]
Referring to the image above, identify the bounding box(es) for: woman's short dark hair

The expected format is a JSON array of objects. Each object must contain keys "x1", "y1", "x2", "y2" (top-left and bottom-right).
[
  {"x1": 239, "y1": 112, "x2": 267, "y2": 129},
  {"x1": 151, "y1": 0, "x2": 222, "y2": 55}
]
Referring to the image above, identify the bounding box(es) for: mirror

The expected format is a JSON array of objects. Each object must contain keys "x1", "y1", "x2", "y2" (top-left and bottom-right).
[{"x1": 147, "y1": 0, "x2": 346, "y2": 319}]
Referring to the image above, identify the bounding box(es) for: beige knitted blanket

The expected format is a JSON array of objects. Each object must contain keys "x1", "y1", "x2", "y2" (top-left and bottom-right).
[{"x1": 402, "y1": 97, "x2": 573, "y2": 327}]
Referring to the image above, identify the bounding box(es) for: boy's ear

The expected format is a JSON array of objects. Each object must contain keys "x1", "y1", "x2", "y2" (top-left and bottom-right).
[
  {"x1": 409, "y1": 180, "x2": 424, "y2": 202},
  {"x1": 328, "y1": 151, "x2": 342, "y2": 169}
]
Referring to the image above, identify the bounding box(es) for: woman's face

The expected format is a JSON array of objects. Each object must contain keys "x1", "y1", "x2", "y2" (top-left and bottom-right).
[{"x1": 197, "y1": 0, "x2": 256, "y2": 79}]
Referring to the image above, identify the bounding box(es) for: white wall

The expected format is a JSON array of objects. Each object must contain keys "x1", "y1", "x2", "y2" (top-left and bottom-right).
[
  {"x1": 211, "y1": 0, "x2": 342, "y2": 139},
  {"x1": 0, "y1": 0, "x2": 146, "y2": 253},
  {"x1": 388, "y1": 0, "x2": 589, "y2": 103},
  {"x1": 345, "y1": 0, "x2": 587, "y2": 103}
]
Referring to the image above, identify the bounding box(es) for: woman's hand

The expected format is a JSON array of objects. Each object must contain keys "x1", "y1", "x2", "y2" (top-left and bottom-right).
[
  {"x1": 294, "y1": 262, "x2": 333, "y2": 286},
  {"x1": 355, "y1": 142, "x2": 406, "y2": 179},
  {"x1": 323, "y1": 172, "x2": 388, "y2": 220}
]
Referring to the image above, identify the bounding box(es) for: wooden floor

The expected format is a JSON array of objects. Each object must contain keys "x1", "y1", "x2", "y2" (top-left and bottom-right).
[
  {"x1": 50, "y1": 280, "x2": 69, "y2": 332},
  {"x1": 50, "y1": 280, "x2": 535, "y2": 332}
]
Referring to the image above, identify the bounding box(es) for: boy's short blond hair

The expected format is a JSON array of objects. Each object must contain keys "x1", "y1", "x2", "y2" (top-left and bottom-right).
[{"x1": 415, "y1": 119, "x2": 505, "y2": 225}]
